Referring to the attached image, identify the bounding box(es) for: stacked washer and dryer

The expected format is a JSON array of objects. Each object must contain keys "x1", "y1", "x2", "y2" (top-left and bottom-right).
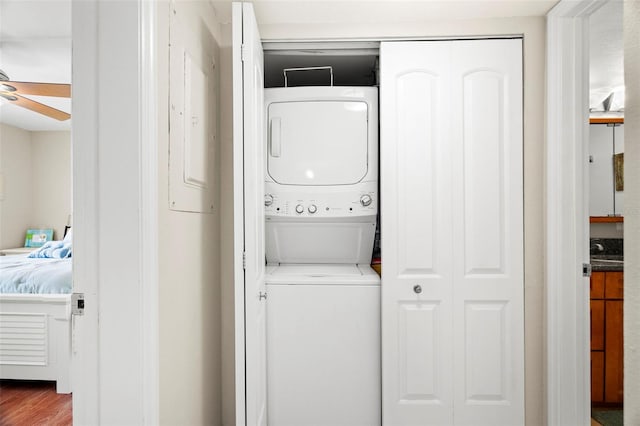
[{"x1": 264, "y1": 84, "x2": 380, "y2": 425}]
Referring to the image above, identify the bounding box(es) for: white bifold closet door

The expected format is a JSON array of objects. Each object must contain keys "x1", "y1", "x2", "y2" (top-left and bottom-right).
[
  {"x1": 232, "y1": 2, "x2": 267, "y2": 425},
  {"x1": 381, "y1": 39, "x2": 524, "y2": 426}
]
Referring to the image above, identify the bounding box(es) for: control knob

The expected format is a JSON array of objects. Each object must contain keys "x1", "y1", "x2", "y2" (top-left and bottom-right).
[
  {"x1": 295, "y1": 204, "x2": 304, "y2": 214},
  {"x1": 360, "y1": 194, "x2": 373, "y2": 207},
  {"x1": 264, "y1": 194, "x2": 274, "y2": 207},
  {"x1": 308, "y1": 204, "x2": 317, "y2": 214}
]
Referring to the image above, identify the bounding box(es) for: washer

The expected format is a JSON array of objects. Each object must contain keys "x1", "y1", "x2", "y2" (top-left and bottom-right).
[{"x1": 266, "y1": 264, "x2": 380, "y2": 426}]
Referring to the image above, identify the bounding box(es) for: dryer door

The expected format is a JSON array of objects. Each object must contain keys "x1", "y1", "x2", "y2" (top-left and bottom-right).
[{"x1": 267, "y1": 101, "x2": 369, "y2": 185}]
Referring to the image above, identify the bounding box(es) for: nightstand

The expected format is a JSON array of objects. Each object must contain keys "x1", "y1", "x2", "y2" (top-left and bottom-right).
[{"x1": 0, "y1": 247, "x2": 39, "y2": 256}]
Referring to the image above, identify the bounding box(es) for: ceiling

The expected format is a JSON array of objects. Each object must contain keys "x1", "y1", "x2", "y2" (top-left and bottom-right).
[
  {"x1": 210, "y1": 0, "x2": 559, "y2": 25},
  {"x1": 589, "y1": 0, "x2": 624, "y2": 113},
  {"x1": 0, "y1": 0, "x2": 71, "y2": 131},
  {"x1": 0, "y1": 0, "x2": 624, "y2": 130}
]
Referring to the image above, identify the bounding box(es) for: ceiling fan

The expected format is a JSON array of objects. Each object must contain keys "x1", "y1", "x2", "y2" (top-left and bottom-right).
[{"x1": 0, "y1": 69, "x2": 71, "y2": 121}]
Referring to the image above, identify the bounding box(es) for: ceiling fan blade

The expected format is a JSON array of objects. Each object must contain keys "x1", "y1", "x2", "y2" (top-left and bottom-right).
[
  {"x1": 2, "y1": 93, "x2": 70, "y2": 121},
  {"x1": 1, "y1": 81, "x2": 71, "y2": 98}
]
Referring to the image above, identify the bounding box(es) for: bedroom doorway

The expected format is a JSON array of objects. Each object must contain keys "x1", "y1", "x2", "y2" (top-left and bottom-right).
[{"x1": 0, "y1": 0, "x2": 74, "y2": 423}]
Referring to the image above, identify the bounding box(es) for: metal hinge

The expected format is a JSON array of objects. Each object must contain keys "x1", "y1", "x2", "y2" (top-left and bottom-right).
[
  {"x1": 583, "y1": 263, "x2": 592, "y2": 277},
  {"x1": 259, "y1": 292, "x2": 267, "y2": 301},
  {"x1": 241, "y1": 44, "x2": 247, "y2": 62},
  {"x1": 243, "y1": 251, "x2": 246, "y2": 270},
  {"x1": 72, "y1": 293, "x2": 85, "y2": 316}
]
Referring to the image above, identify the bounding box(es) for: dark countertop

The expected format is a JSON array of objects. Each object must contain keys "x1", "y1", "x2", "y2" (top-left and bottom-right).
[{"x1": 591, "y1": 255, "x2": 624, "y2": 272}]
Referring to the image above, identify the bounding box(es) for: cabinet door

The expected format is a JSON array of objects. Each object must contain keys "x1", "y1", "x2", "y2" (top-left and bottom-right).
[
  {"x1": 591, "y1": 272, "x2": 605, "y2": 299},
  {"x1": 381, "y1": 39, "x2": 523, "y2": 426},
  {"x1": 604, "y1": 300, "x2": 623, "y2": 403},
  {"x1": 591, "y1": 351, "x2": 605, "y2": 403},
  {"x1": 605, "y1": 271, "x2": 624, "y2": 299},
  {"x1": 591, "y1": 300, "x2": 604, "y2": 351}
]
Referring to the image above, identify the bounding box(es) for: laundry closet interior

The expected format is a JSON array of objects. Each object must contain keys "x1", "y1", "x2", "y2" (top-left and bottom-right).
[{"x1": 235, "y1": 4, "x2": 524, "y2": 425}]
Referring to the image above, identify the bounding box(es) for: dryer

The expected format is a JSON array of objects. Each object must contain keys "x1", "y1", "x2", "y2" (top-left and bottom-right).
[
  {"x1": 264, "y1": 86, "x2": 378, "y2": 264},
  {"x1": 263, "y1": 86, "x2": 381, "y2": 426}
]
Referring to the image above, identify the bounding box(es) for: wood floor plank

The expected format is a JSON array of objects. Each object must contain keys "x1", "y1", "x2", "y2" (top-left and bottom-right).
[{"x1": 0, "y1": 380, "x2": 71, "y2": 426}]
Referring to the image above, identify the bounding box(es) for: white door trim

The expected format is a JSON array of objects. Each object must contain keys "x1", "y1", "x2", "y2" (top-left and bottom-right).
[
  {"x1": 71, "y1": 1, "x2": 100, "y2": 423},
  {"x1": 232, "y1": 3, "x2": 247, "y2": 425},
  {"x1": 139, "y1": 0, "x2": 160, "y2": 423},
  {"x1": 545, "y1": 1, "x2": 606, "y2": 424},
  {"x1": 72, "y1": 0, "x2": 159, "y2": 423}
]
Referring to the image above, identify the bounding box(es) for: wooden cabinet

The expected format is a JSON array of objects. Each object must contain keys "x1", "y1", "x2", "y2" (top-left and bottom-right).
[{"x1": 590, "y1": 271, "x2": 623, "y2": 405}]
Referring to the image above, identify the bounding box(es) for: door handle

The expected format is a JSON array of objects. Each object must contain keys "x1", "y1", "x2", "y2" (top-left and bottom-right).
[
  {"x1": 270, "y1": 118, "x2": 281, "y2": 157},
  {"x1": 413, "y1": 285, "x2": 422, "y2": 294}
]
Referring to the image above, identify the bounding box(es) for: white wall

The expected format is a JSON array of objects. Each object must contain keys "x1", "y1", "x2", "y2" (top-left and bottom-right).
[
  {"x1": 590, "y1": 222, "x2": 624, "y2": 239},
  {"x1": 31, "y1": 131, "x2": 72, "y2": 240},
  {"x1": 252, "y1": 18, "x2": 546, "y2": 426},
  {"x1": 0, "y1": 123, "x2": 32, "y2": 248},
  {"x1": 157, "y1": 1, "x2": 223, "y2": 424},
  {"x1": 0, "y1": 124, "x2": 71, "y2": 248},
  {"x1": 624, "y1": 0, "x2": 640, "y2": 424}
]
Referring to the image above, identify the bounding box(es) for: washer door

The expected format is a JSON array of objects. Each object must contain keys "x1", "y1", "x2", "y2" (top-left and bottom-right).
[{"x1": 267, "y1": 101, "x2": 369, "y2": 185}]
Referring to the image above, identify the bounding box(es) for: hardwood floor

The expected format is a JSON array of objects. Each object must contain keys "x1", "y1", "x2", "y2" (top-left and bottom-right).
[{"x1": 0, "y1": 380, "x2": 71, "y2": 426}]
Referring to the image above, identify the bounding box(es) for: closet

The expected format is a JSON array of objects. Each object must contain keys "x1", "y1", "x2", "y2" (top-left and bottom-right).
[
  {"x1": 233, "y1": 4, "x2": 524, "y2": 425},
  {"x1": 380, "y1": 40, "x2": 524, "y2": 426}
]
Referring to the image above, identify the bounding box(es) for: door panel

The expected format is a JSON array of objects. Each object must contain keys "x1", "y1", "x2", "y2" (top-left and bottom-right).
[
  {"x1": 452, "y1": 39, "x2": 523, "y2": 426},
  {"x1": 591, "y1": 351, "x2": 605, "y2": 403},
  {"x1": 604, "y1": 300, "x2": 623, "y2": 403},
  {"x1": 382, "y1": 39, "x2": 523, "y2": 426},
  {"x1": 463, "y1": 302, "x2": 509, "y2": 402},
  {"x1": 460, "y1": 71, "x2": 506, "y2": 274},
  {"x1": 396, "y1": 71, "x2": 445, "y2": 277},
  {"x1": 381, "y1": 41, "x2": 454, "y2": 426},
  {"x1": 233, "y1": 3, "x2": 266, "y2": 425},
  {"x1": 397, "y1": 301, "x2": 442, "y2": 400}
]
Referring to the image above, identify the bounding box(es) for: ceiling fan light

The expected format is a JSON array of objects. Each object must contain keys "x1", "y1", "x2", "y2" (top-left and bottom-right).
[{"x1": 0, "y1": 83, "x2": 17, "y2": 92}]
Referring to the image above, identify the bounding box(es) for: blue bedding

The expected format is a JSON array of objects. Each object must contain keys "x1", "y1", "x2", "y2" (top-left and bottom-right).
[{"x1": 0, "y1": 255, "x2": 72, "y2": 294}]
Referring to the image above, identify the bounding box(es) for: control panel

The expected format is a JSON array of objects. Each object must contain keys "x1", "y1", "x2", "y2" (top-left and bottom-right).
[{"x1": 264, "y1": 184, "x2": 377, "y2": 218}]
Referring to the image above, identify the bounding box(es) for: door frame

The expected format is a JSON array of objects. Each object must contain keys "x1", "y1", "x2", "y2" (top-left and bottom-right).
[
  {"x1": 545, "y1": 0, "x2": 607, "y2": 424},
  {"x1": 72, "y1": 0, "x2": 159, "y2": 424}
]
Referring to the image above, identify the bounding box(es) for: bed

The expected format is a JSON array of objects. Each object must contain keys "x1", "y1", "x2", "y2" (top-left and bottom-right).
[{"x1": 0, "y1": 240, "x2": 73, "y2": 394}]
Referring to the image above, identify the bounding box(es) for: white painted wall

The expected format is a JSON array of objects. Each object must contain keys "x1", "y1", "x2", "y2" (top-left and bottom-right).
[
  {"x1": 0, "y1": 123, "x2": 32, "y2": 248},
  {"x1": 157, "y1": 1, "x2": 223, "y2": 424},
  {"x1": 0, "y1": 125, "x2": 71, "y2": 248},
  {"x1": 31, "y1": 131, "x2": 71, "y2": 240},
  {"x1": 590, "y1": 223, "x2": 624, "y2": 239},
  {"x1": 624, "y1": 0, "x2": 640, "y2": 423}
]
